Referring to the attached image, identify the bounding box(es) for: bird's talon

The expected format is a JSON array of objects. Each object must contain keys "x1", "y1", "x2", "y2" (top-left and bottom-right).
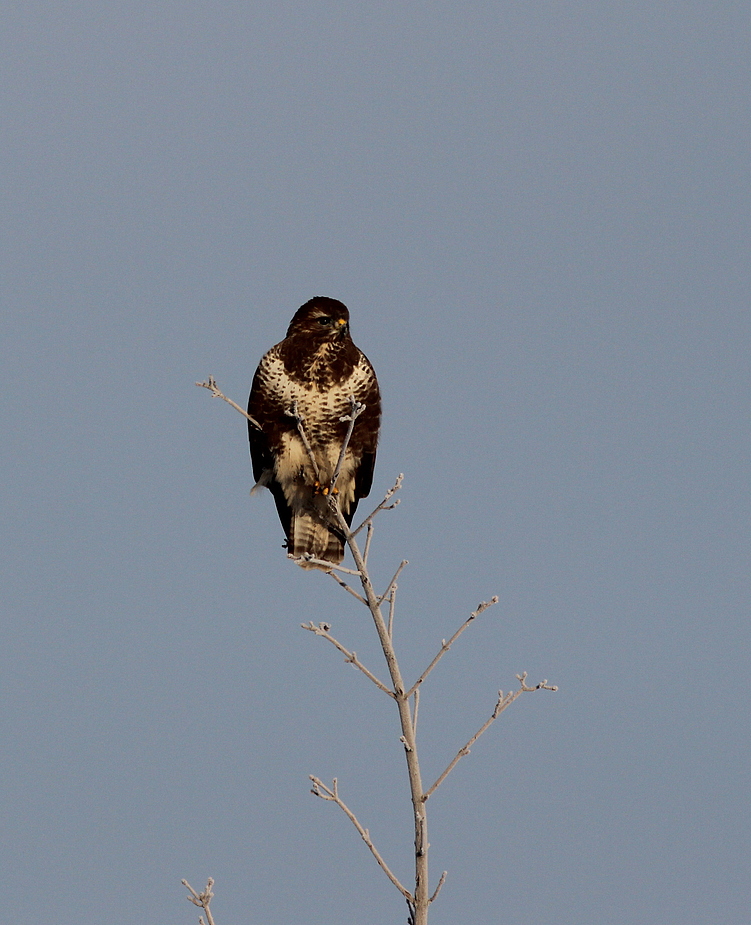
[{"x1": 313, "y1": 481, "x2": 339, "y2": 496}]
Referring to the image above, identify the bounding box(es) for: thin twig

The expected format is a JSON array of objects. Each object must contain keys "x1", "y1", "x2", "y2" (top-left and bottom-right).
[
  {"x1": 330, "y1": 396, "x2": 365, "y2": 491},
  {"x1": 302, "y1": 622, "x2": 395, "y2": 696},
  {"x1": 363, "y1": 520, "x2": 375, "y2": 565},
  {"x1": 287, "y1": 400, "x2": 321, "y2": 482},
  {"x1": 196, "y1": 376, "x2": 262, "y2": 431},
  {"x1": 429, "y1": 870, "x2": 447, "y2": 904},
  {"x1": 405, "y1": 597, "x2": 499, "y2": 700},
  {"x1": 350, "y1": 474, "x2": 404, "y2": 538},
  {"x1": 182, "y1": 878, "x2": 216, "y2": 925},
  {"x1": 377, "y1": 559, "x2": 409, "y2": 605},
  {"x1": 310, "y1": 776, "x2": 413, "y2": 902},
  {"x1": 412, "y1": 687, "x2": 420, "y2": 734},
  {"x1": 327, "y1": 569, "x2": 367, "y2": 604},
  {"x1": 423, "y1": 673, "x2": 557, "y2": 801},
  {"x1": 387, "y1": 584, "x2": 397, "y2": 638},
  {"x1": 290, "y1": 554, "x2": 362, "y2": 575}
]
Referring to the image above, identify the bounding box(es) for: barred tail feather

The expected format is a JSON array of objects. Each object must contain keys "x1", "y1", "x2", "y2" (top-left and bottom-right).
[{"x1": 289, "y1": 511, "x2": 345, "y2": 568}]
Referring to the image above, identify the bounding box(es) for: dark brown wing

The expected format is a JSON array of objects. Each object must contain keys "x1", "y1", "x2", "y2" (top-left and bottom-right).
[
  {"x1": 247, "y1": 352, "x2": 294, "y2": 542},
  {"x1": 345, "y1": 352, "x2": 381, "y2": 524}
]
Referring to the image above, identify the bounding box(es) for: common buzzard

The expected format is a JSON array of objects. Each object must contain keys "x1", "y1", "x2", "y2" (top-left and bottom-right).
[{"x1": 247, "y1": 297, "x2": 381, "y2": 567}]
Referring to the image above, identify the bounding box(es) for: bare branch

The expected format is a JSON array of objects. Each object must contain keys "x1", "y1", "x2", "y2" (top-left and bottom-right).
[
  {"x1": 429, "y1": 870, "x2": 447, "y2": 904},
  {"x1": 290, "y1": 393, "x2": 365, "y2": 496},
  {"x1": 302, "y1": 622, "x2": 395, "y2": 696},
  {"x1": 320, "y1": 491, "x2": 433, "y2": 922},
  {"x1": 516, "y1": 670, "x2": 558, "y2": 693},
  {"x1": 196, "y1": 376, "x2": 262, "y2": 431},
  {"x1": 377, "y1": 559, "x2": 409, "y2": 606},
  {"x1": 196, "y1": 377, "x2": 558, "y2": 925},
  {"x1": 287, "y1": 400, "x2": 400, "y2": 559},
  {"x1": 423, "y1": 673, "x2": 557, "y2": 801},
  {"x1": 387, "y1": 583, "x2": 398, "y2": 638},
  {"x1": 350, "y1": 474, "x2": 404, "y2": 538},
  {"x1": 289, "y1": 553, "x2": 361, "y2": 575},
  {"x1": 326, "y1": 569, "x2": 367, "y2": 603},
  {"x1": 310, "y1": 776, "x2": 413, "y2": 902},
  {"x1": 286, "y1": 400, "x2": 321, "y2": 483},
  {"x1": 331, "y1": 396, "x2": 365, "y2": 491},
  {"x1": 182, "y1": 878, "x2": 217, "y2": 925},
  {"x1": 405, "y1": 597, "x2": 499, "y2": 700},
  {"x1": 363, "y1": 520, "x2": 375, "y2": 565}
]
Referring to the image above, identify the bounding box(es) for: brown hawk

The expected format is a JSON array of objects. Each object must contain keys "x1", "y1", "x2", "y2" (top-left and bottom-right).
[{"x1": 247, "y1": 297, "x2": 381, "y2": 567}]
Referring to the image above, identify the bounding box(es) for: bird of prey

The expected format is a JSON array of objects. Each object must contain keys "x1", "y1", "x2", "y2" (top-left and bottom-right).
[{"x1": 247, "y1": 297, "x2": 381, "y2": 567}]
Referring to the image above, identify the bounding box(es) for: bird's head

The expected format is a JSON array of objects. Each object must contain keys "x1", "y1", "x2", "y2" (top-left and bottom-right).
[{"x1": 286, "y1": 297, "x2": 351, "y2": 342}]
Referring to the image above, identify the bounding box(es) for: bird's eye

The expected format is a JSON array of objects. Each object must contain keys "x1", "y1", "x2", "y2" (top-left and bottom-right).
[{"x1": 317, "y1": 317, "x2": 332, "y2": 326}]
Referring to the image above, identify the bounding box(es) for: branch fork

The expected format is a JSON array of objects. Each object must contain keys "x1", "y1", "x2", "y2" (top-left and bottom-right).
[
  {"x1": 301, "y1": 621, "x2": 394, "y2": 696},
  {"x1": 309, "y1": 776, "x2": 413, "y2": 902},
  {"x1": 182, "y1": 878, "x2": 216, "y2": 925}
]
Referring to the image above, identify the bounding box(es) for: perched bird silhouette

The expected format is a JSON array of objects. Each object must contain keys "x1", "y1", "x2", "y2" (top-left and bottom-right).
[{"x1": 247, "y1": 297, "x2": 381, "y2": 567}]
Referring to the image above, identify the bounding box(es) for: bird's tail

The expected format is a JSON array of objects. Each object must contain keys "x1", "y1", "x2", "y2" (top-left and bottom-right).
[{"x1": 288, "y1": 507, "x2": 345, "y2": 568}]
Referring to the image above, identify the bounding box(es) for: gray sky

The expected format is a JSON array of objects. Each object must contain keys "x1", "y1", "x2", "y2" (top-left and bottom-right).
[{"x1": 2, "y1": 2, "x2": 749, "y2": 923}]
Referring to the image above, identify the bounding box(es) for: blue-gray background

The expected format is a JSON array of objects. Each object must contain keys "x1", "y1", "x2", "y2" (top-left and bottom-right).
[{"x1": 2, "y1": 3, "x2": 749, "y2": 923}]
